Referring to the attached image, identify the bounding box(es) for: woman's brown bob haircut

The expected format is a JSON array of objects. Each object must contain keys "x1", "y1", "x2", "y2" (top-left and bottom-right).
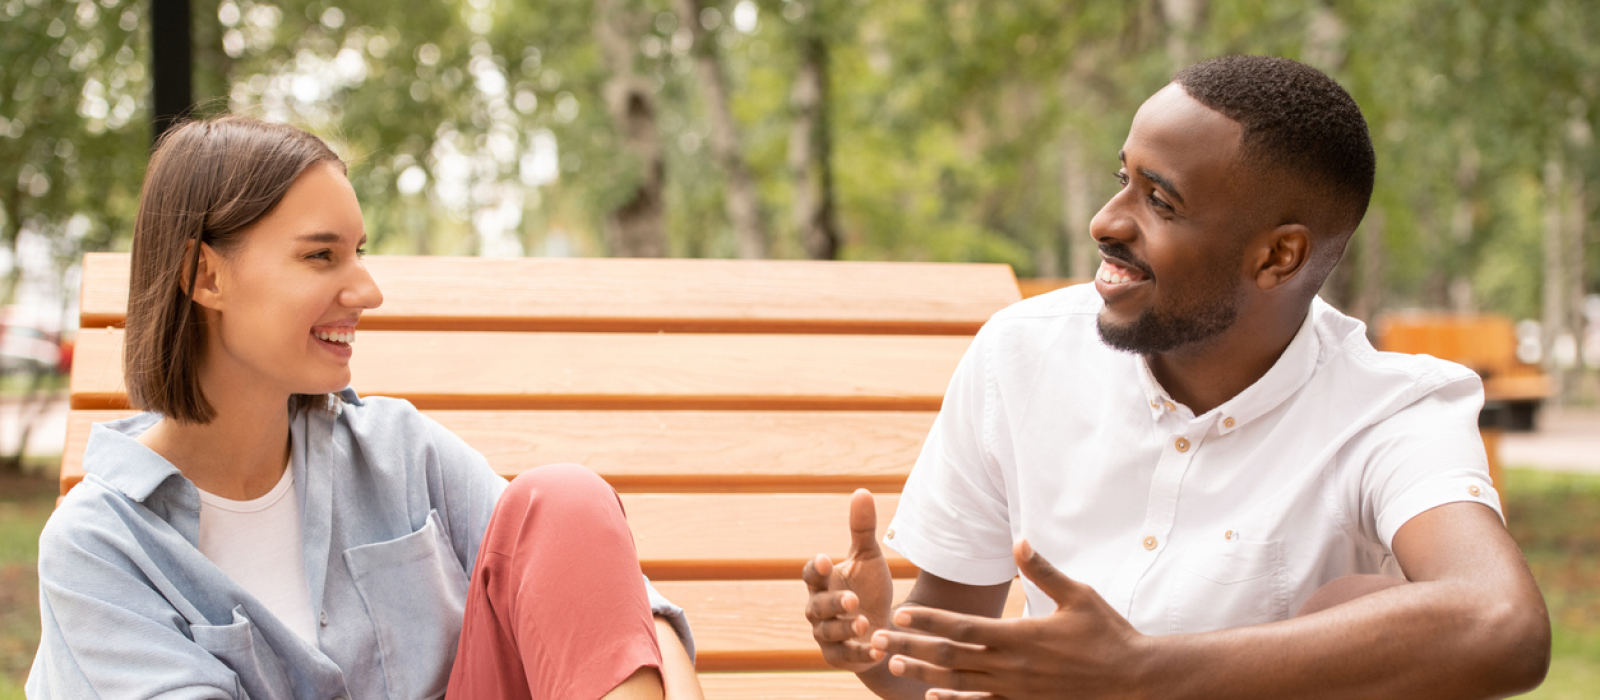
[{"x1": 124, "y1": 115, "x2": 345, "y2": 424}]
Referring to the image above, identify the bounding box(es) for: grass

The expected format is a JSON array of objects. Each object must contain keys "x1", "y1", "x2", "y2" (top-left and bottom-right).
[
  {"x1": 0, "y1": 466, "x2": 1595, "y2": 696},
  {"x1": 0, "y1": 471, "x2": 54, "y2": 700},
  {"x1": 1502, "y1": 467, "x2": 1600, "y2": 699}
]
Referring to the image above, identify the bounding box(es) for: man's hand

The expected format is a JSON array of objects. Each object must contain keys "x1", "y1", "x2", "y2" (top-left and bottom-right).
[
  {"x1": 803, "y1": 489, "x2": 897, "y2": 672},
  {"x1": 869, "y1": 540, "x2": 1147, "y2": 699}
]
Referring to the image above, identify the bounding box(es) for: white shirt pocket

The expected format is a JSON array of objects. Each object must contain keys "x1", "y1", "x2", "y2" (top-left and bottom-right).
[
  {"x1": 342, "y1": 510, "x2": 468, "y2": 700},
  {"x1": 1168, "y1": 539, "x2": 1289, "y2": 634}
]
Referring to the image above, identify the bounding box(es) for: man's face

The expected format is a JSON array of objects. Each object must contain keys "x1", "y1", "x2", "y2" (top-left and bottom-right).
[{"x1": 1089, "y1": 83, "x2": 1260, "y2": 355}]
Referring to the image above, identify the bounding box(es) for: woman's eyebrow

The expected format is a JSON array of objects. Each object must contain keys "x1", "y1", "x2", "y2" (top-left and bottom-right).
[{"x1": 295, "y1": 231, "x2": 344, "y2": 244}]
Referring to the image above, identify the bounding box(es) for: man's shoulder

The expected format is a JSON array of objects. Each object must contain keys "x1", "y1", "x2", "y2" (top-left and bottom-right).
[{"x1": 1308, "y1": 299, "x2": 1481, "y2": 398}]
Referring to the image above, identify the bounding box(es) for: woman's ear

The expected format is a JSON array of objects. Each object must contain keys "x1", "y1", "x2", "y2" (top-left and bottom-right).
[
  {"x1": 1254, "y1": 224, "x2": 1311, "y2": 291},
  {"x1": 188, "y1": 242, "x2": 226, "y2": 312}
]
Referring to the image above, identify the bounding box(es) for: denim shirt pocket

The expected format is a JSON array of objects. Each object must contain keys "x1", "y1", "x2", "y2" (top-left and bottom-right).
[
  {"x1": 1168, "y1": 539, "x2": 1289, "y2": 635},
  {"x1": 342, "y1": 509, "x2": 468, "y2": 700},
  {"x1": 189, "y1": 605, "x2": 296, "y2": 700}
]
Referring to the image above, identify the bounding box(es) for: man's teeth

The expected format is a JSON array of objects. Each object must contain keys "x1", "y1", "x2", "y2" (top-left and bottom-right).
[
  {"x1": 314, "y1": 330, "x2": 354, "y2": 344},
  {"x1": 1097, "y1": 261, "x2": 1141, "y2": 285}
]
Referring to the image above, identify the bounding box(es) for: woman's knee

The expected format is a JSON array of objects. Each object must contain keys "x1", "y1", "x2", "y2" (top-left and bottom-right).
[{"x1": 503, "y1": 463, "x2": 624, "y2": 520}]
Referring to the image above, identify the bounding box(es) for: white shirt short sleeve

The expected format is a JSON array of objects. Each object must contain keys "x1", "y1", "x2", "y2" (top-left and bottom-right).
[{"x1": 886, "y1": 325, "x2": 1018, "y2": 586}]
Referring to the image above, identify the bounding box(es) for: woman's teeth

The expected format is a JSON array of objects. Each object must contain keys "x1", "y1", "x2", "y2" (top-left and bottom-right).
[{"x1": 315, "y1": 330, "x2": 354, "y2": 344}]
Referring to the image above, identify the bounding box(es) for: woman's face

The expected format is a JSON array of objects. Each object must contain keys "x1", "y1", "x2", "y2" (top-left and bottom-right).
[{"x1": 198, "y1": 161, "x2": 383, "y2": 398}]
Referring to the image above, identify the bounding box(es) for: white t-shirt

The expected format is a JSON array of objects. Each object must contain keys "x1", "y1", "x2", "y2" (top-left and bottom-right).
[
  {"x1": 885, "y1": 285, "x2": 1500, "y2": 635},
  {"x1": 198, "y1": 466, "x2": 318, "y2": 644}
]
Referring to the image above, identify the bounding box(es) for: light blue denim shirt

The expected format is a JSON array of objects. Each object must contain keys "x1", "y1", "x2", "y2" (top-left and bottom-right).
[{"x1": 28, "y1": 389, "x2": 690, "y2": 699}]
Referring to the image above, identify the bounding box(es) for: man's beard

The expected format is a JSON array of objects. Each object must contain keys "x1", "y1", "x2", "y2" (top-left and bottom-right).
[{"x1": 1096, "y1": 269, "x2": 1244, "y2": 354}]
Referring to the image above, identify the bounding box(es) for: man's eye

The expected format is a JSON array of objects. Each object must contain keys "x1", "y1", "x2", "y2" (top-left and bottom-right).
[
  {"x1": 1148, "y1": 193, "x2": 1173, "y2": 212},
  {"x1": 1114, "y1": 171, "x2": 1130, "y2": 187}
]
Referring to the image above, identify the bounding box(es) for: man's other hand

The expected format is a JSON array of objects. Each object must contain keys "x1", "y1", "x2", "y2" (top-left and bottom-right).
[
  {"x1": 870, "y1": 540, "x2": 1147, "y2": 699},
  {"x1": 802, "y1": 488, "x2": 896, "y2": 673}
]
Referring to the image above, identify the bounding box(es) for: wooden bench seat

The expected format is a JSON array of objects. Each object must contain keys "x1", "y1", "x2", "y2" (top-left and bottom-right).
[{"x1": 63, "y1": 252, "x2": 1024, "y2": 698}]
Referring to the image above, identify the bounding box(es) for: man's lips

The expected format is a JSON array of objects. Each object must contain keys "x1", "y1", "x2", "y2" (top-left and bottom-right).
[{"x1": 1096, "y1": 257, "x2": 1151, "y2": 285}]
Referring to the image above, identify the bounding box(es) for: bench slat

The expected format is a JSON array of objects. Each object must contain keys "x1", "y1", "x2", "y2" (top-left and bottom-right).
[
  {"x1": 623, "y1": 493, "x2": 914, "y2": 580},
  {"x1": 80, "y1": 253, "x2": 1020, "y2": 335},
  {"x1": 60, "y1": 410, "x2": 932, "y2": 494},
  {"x1": 69, "y1": 330, "x2": 971, "y2": 411},
  {"x1": 659, "y1": 579, "x2": 1027, "y2": 671},
  {"x1": 696, "y1": 672, "x2": 879, "y2": 699}
]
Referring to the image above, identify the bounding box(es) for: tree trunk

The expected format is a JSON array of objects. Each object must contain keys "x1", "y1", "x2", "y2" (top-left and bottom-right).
[
  {"x1": 594, "y1": 0, "x2": 667, "y2": 257},
  {"x1": 676, "y1": 0, "x2": 766, "y2": 259},
  {"x1": 1061, "y1": 134, "x2": 1095, "y2": 280},
  {"x1": 1157, "y1": 0, "x2": 1208, "y2": 73},
  {"x1": 789, "y1": 0, "x2": 839, "y2": 260},
  {"x1": 1542, "y1": 156, "x2": 1569, "y2": 402},
  {"x1": 1354, "y1": 210, "x2": 1384, "y2": 326}
]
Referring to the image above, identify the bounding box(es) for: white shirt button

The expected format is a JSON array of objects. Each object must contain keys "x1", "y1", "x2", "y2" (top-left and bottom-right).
[
  {"x1": 1174, "y1": 437, "x2": 1190, "y2": 453},
  {"x1": 1143, "y1": 536, "x2": 1158, "y2": 550}
]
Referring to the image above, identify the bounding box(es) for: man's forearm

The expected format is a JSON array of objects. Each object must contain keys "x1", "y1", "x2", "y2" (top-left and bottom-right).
[{"x1": 1145, "y1": 578, "x2": 1548, "y2": 699}]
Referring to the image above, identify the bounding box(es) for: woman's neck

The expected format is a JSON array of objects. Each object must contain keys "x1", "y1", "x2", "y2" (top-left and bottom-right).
[{"x1": 137, "y1": 363, "x2": 293, "y2": 501}]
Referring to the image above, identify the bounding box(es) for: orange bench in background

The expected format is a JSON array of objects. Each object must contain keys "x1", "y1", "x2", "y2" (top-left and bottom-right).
[
  {"x1": 1378, "y1": 312, "x2": 1554, "y2": 487},
  {"x1": 63, "y1": 253, "x2": 1027, "y2": 699}
]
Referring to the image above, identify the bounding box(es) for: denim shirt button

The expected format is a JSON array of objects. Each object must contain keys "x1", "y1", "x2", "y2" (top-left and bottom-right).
[{"x1": 320, "y1": 611, "x2": 328, "y2": 627}]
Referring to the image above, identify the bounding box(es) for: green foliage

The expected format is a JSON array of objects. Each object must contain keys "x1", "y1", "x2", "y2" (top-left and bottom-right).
[{"x1": 3, "y1": 0, "x2": 1598, "y2": 316}]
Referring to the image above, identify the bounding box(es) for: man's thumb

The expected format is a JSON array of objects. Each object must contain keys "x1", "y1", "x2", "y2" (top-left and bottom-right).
[
  {"x1": 1014, "y1": 539, "x2": 1078, "y2": 607},
  {"x1": 847, "y1": 488, "x2": 881, "y2": 559}
]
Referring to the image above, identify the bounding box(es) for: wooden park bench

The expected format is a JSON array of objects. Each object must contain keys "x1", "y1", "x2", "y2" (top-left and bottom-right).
[{"x1": 61, "y1": 252, "x2": 1027, "y2": 699}]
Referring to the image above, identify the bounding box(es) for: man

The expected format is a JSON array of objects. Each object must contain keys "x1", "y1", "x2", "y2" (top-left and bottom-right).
[{"x1": 803, "y1": 55, "x2": 1550, "y2": 699}]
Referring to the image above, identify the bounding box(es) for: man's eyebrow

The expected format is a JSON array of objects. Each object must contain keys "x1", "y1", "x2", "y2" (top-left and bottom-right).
[
  {"x1": 1138, "y1": 167, "x2": 1185, "y2": 206},
  {"x1": 1116, "y1": 151, "x2": 1186, "y2": 206}
]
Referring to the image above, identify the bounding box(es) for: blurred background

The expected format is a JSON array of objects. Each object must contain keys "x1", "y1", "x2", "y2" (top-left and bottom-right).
[{"x1": 1, "y1": 0, "x2": 1598, "y2": 697}]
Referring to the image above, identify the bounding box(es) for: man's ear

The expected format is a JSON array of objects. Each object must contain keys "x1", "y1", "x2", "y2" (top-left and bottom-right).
[
  {"x1": 1252, "y1": 224, "x2": 1311, "y2": 291},
  {"x1": 187, "y1": 241, "x2": 226, "y2": 312}
]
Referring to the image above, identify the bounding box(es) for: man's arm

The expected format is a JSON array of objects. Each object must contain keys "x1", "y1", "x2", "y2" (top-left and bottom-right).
[{"x1": 875, "y1": 502, "x2": 1550, "y2": 699}]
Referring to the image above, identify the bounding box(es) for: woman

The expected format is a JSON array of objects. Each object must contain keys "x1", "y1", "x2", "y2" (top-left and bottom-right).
[{"x1": 28, "y1": 116, "x2": 701, "y2": 699}]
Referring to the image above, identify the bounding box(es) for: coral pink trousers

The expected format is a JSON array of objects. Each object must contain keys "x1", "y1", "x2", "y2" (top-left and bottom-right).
[{"x1": 445, "y1": 464, "x2": 663, "y2": 699}]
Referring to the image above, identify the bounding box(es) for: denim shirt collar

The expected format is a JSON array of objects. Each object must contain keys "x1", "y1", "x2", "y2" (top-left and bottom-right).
[{"x1": 81, "y1": 389, "x2": 366, "y2": 546}]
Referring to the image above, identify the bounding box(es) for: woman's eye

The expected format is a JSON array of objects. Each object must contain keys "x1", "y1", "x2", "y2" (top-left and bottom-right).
[
  {"x1": 356, "y1": 247, "x2": 367, "y2": 258},
  {"x1": 308, "y1": 250, "x2": 332, "y2": 261}
]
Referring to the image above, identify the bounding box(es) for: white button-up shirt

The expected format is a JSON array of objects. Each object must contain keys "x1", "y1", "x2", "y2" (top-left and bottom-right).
[{"x1": 886, "y1": 285, "x2": 1499, "y2": 635}]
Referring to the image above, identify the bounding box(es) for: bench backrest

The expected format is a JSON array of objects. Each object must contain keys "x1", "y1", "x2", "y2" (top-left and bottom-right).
[{"x1": 66, "y1": 252, "x2": 1025, "y2": 697}]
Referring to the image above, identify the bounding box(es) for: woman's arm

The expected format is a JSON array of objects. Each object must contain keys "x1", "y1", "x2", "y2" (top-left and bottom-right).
[{"x1": 655, "y1": 615, "x2": 703, "y2": 699}]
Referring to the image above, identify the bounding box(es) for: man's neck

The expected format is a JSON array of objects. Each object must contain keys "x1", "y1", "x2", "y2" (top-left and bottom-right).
[{"x1": 1145, "y1": 305, "x2": 1309, "y2": 416}]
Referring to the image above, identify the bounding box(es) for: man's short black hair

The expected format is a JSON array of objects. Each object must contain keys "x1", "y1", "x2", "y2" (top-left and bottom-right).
[{"x1": 1173, "y1": 56, "x2": 1375, "y2": 240}]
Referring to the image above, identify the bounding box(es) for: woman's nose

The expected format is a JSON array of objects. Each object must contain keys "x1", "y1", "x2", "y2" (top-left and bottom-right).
[{"x1": 342, "y1": 262, "x2": 384, "y2": 310}]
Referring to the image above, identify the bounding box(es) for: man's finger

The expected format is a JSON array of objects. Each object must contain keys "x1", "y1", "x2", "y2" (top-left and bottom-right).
[
  {"x1": 803, "y1": 554, "x2": 834, "y2": 593},
  {"x1": 891, "y1": 605, "x2": 1005, "y2": 646},
  {"x1": 872, "y1": 628, "x2": 989, "y2": 670},
  {"x1": 805, "y1": 589, "x2": 858, "y2": 622},
  {"x1": 812, "y1": 616, "x2": 866, "y2": 643},
  {"x1": 847, "y1": 488, "x2": 882, "y2": 561},
  {"x1": 885, "y1": 654, "x2": 995, "y2": 694},
  {"x1": 1013, "y1": 539, "x2": 1081, "y2": 608},
  {"x1": 823, "y1": 639, "x2": 880, "y2": 667},
  {"x1": 926, "y1": 691, "x2": 999, "y2": 700}
]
